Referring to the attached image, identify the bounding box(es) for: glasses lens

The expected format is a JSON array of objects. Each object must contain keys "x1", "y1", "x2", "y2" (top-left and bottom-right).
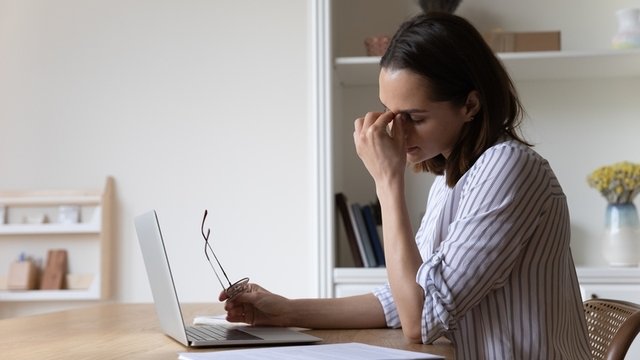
[{"x1": 225, "y1": 277, "x2": 249, "y2": 298}]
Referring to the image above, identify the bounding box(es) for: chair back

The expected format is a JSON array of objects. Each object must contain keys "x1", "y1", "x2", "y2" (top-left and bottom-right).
[{"x1": 584, "y1": 298, "x2": 640, "y2": 360}]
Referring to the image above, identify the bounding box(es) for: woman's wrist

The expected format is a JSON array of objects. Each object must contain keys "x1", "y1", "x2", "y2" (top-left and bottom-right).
[{"x1": 376, "y1": 174, "x2": 405, "y2": 204}]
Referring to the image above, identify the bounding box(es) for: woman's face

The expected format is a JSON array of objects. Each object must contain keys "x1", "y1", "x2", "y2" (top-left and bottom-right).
[{"x1": 378, "y1": 67, "x2": 473, "y2": 164}]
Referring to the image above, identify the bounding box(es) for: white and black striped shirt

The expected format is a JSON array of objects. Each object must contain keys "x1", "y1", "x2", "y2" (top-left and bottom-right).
[{"x1": 374, "y1": 140, "x2": 591, "y2": 359}]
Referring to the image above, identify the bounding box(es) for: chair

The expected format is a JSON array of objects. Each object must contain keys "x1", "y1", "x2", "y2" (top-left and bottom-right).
[{"x1": 583, "y1": 298, "x2": 640, "y2": 360}]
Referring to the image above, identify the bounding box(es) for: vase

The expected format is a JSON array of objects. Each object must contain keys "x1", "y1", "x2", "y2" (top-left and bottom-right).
[
  {"x1": 612, "y1": 8, "x2": 640, "y2": 49},
  {"x1": 602, "y1": 202, "x2": 640, "y2": 266}
]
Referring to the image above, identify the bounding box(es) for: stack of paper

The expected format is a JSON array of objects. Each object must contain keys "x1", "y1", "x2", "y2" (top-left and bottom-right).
[{"x1": 178, "y1": 342, "x2": 444, "y2": 360}]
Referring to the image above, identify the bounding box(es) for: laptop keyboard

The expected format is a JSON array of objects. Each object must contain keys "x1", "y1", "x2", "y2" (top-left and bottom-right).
[{"x1": 186, "y1": 324, "x2": 261, "y2": 341}]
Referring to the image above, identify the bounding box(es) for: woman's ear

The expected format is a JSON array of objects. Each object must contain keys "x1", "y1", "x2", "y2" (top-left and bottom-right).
[{"x1": 463, "y1": 90, "x2": 481, "y2": 120}]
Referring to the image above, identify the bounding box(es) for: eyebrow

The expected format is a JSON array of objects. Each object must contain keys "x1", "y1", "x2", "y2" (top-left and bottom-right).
[{"x1": 380, "y1": 101, "x2": 429, "y2": 115}]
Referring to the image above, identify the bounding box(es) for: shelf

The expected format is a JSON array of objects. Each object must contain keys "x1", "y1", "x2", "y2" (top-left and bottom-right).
[
  {"x1": 335, "y1": 267, "x2": 640, "y2": 284},
  {"x1": 335, "y1": 49, "x2": 640, "y2": 86},
  {"x1": 0, "y1": 194, "x2": 101, "y2": 206},
  {"x1": 0, "y1": 289, "x2": 100, "y2": 301},
  {"x1": 0, "y1": 223, "x2": 100, "y2": 235},
  {"x1": 334, "y1": 267, "x2": 387, "y2": 283},
  {"x1": 576, "y1": 266, "x2": 640, "y2": 284},
  {"x1": 0, "y1": 177, "x2": 113, "y2": 312}
]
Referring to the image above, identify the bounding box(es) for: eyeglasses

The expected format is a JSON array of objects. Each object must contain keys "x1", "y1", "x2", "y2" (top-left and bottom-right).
[{"x1": 201, "y1": 209, "x2": 249, "y2": 298}]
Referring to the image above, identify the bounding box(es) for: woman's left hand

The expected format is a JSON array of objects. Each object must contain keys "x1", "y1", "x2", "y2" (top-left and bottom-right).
[
  {"x1": 354, "y1": 111, "x2": 407, "y2": 187},
  {"x1": 220, "y1": 283, "x2": 291, "y2": 326}
]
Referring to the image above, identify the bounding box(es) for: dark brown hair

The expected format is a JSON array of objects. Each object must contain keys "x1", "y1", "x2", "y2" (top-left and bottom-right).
[{"x1": 380, "y1": 12, "x2": 530, "y2": 187}]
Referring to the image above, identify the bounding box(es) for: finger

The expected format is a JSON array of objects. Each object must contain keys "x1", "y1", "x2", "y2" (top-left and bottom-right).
[
  {"x1": 355, "y1": 111, "x2": 393, "y2": 140},
  {"x1": 365, "y1": 111, "x2": 395, "y2": 137},
  {"x1": 354, "y1": 117, "x2": 364, "y2": 135},
  {"x1": 390, "y1": 113, "x2": 405, "y2": 141},
  {"x1": 394, "y1": 116, "x2": 407, "y2": 143},
  {"x1": 225, "y1": 306, "x2": 246, "y2": 323},
  {"x1": 218, "y1": 290, "x2": 229, "y2": 302},
  {"x1": 362, "y1": 111, "x2": 391, "y2": 129},
  {"x1": 243, "y1": 303, "x2": 254, "y2": 325}
]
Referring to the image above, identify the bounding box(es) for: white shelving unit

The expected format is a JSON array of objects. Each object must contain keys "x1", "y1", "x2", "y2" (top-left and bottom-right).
[
  {"x1": 0, "y1": 177, "x2": 114, "y2": 303},
  {"x1": 335, "y1": 49, "x2": 640, "y2": 86},
  {"x1": 0, "y1": 223, "x2": 101, "y2": 235},
  {"x1": 315, "y1": 0, "x2": 640, "y2": 298}
]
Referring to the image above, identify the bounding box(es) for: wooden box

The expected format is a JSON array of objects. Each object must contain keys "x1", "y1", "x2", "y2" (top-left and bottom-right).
[
  {"x1": 7, "y1": 261, "x2": 38, "y2": 290},
  {"x1": 484, "y1": 30, "x2": 561, "y2": 52}
]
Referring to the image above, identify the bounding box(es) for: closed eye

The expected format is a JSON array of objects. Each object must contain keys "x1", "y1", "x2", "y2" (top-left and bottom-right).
[{"x1": 400, "y1": 112, "x2": 426, "y2": 123}]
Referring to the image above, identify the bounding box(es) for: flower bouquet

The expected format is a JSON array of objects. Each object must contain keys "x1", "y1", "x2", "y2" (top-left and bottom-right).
[
  {"x1": 587, "y1": 161, "x2": 640, "y2": 266},
  {"x1": 587, "y1": 161, "x2": 640, "y2": 204}
]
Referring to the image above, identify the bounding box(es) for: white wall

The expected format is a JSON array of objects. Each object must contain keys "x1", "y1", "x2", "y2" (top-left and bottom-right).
[{"x1": 0, "y1": 0, "x2": 316, "y2": 313}]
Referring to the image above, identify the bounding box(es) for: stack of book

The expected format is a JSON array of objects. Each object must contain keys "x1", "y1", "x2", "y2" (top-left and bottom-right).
[{"x1": 335, "y1": 193, "x2": 384, "y2": 267}]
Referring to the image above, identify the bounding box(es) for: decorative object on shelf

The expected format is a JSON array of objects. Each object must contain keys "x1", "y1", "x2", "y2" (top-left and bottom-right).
[
  {"x1": 40, "y1": 249, "x2": 68, "y2": 290},
  {"x1": 364, "y1": 36, "x2": 390, "y2": 56},
  {"x1": 483, "y1": 30, "x2": 561, "y2": 53},
  {"x1": 23, "y1": 213, "x2": 48, "y2": 224},
  {"x1": 65, "y1": 273, "x2": 94, "y2": 290},
  {"x1": 612, "y1": 8, "x2": 640, "y2": 49},
  {"x1": 0, "y1": 204, "x2": 5, "y2": 225},
  {"x1": 418, "y1": 0, "x2": 462, "y2": 14},
  {"x1": 57, "y1": 205, "x2": 80, "y2": 224},
  {"x1": 587, "y1": 161, "x2": 640, "y2": 266},
  {"x1": 7, "y1": 253, "x2": 38, "y2": 290}
]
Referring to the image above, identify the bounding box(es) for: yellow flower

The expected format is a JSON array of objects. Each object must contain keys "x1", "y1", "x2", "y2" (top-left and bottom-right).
[{"x1": 587, "y1": 161, "x2": 640, "y2": 204}]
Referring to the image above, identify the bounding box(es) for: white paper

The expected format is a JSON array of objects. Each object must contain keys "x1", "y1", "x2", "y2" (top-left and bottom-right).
[
  {"x1": 192, "y1": 314, "x2": 235, "y2": 326},
  {"x1": 178, "y1": 342, "x2": 444, "y2": 360}
]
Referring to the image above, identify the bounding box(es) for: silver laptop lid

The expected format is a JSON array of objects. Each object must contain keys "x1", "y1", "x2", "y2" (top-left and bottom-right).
[
  {"x1": 135, "y1": 210, "x2": 190, "y2": 346},
  {"x1": 135, "y1": 210, "x2": 322, "y2": 347}
]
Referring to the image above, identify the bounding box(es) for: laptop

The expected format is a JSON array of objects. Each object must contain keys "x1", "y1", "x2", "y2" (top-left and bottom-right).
[{"x1": 134, "y1": 210, "x2": 322, "y2": 347}]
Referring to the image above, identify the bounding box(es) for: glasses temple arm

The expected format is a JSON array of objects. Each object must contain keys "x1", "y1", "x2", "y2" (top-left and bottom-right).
[{"x1": 205, "y1": 240, "x2": 233, "y2": 288}]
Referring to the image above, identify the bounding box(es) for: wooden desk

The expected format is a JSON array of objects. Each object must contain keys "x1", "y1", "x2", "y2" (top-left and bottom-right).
[{"x1": 0, "y1": 303, "x2": 453, "y2": 359}]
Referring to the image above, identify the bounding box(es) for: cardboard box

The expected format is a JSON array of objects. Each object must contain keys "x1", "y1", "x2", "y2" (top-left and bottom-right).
[{"x1": 484, "y1": 30, "x2": 561, "y2": 52}]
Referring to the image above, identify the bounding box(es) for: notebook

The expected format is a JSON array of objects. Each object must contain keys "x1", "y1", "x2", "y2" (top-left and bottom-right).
[{"x1": 134, "y1": 210, "x2": 322, "y2": 347}]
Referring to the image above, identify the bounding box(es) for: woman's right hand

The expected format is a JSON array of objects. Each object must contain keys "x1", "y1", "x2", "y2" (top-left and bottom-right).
[
  {"x1": 219, "y1": 283, "x2": 291, "y2": 327},
  {"x1": 353, "y1": 111, "x2": 407, "y2": 190}
]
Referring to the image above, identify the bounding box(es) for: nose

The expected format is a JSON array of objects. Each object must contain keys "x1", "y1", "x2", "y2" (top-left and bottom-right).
[{"x1": 401, "y1": 120, "x2": 411, "y2": 139}]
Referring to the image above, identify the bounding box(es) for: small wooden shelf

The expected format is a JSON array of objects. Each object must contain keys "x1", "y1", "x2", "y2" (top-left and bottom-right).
[
  {"x1": 0, "y1": 223, "x2": 101, "y2": 235},
  {"x1": 0, "y1": 177, "x2": 113, "y2": 305},
  {"x1": 0, "y1": 194, "x2": 101, "y2": 206},
  {"x1": 0, "y1": 288, "x2": 100, "y2": 301},
  {"x1": 335, "y1": 49, "x2": 640, "y2": 86}
]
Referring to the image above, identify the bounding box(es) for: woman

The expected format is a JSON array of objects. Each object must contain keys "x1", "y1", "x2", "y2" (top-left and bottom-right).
[{"x1": 221, "y1": 12, "x2": 591, "y2": 359}]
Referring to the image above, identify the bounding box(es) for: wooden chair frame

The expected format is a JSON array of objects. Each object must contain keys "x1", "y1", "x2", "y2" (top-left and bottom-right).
[{"x1": 584, "y1": 298, "x2": 640, "y2": 360}]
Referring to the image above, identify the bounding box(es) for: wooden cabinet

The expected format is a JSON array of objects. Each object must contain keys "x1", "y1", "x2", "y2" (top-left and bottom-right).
[
  {"x1": 314, "y1": 0, "x2": 640, "y2": 298},
  {"x1": 577, "y1": 267, "x2": 640, "y2": 303},
  {"x1": 334, "y1": 267, "x2": 640, "y2": 301},
  {"x1": 0, "y1": 177, "x2": 114, "y2": 303}
]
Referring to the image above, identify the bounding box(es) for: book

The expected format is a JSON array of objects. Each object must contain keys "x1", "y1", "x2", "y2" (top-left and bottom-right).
[
  {"x1": 351, "y1": 203, "x2": 377, "y2": 267},
  {"x1": 335, "y1": 193, "x2": 364, "y2": 267},
  {"x1": 361, "y1": 204, "x2": 384, "y2": 266}
]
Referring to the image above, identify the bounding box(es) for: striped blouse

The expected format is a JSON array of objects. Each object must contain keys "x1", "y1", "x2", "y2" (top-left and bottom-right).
[{"x1": 373, "y1": 140, "x2": 591, "y2": 359}]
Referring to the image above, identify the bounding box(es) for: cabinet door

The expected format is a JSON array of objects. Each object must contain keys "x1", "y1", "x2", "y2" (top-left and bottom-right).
[
  {"x1": 334, "y1": 283, "x2": 384, "y2": 298},
  {"x1": 580, "y1": 284, "x2": 640, "y2": 303}
]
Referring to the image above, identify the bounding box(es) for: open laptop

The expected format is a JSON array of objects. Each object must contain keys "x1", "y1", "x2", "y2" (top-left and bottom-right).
[{"x1": 134, "y1": 210, "x2": 322, "y2": 347}]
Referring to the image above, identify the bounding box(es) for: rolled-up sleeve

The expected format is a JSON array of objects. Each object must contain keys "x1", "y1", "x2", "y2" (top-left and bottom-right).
[
  {"x1": 416, "y1": 251, "x2": 455, "y2": 340},
  {"x1": 373, "y1": 283, "x2": 402, "y2": 328}
]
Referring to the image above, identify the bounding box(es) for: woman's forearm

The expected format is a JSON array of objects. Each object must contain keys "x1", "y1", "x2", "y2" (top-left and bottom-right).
[
  {"x1": 377, "y1": 182, "x2": 425, "y2": 342},
  {"x1": 285, "y1": 293, "x2": 387, "y2": 329}
]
